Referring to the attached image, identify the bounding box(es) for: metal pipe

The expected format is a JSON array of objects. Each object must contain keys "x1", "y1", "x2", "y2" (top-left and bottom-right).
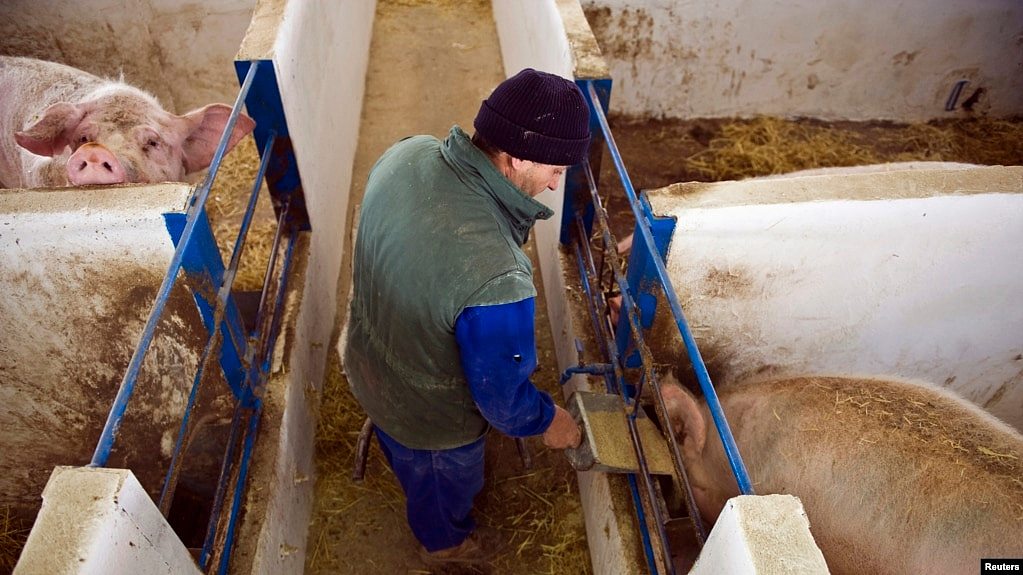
[
  {"x1": 558, "y1": 363, "x2": 613, "y2": 387},
  {"x1": 584, "y1": 80, "x2": 754, "y2": 496},
  {"x1": 572, "y1": 212, "x2": 688, "y2": 565},
  {"x1": 216, "y1": 225, "x2": 299, "y2": 574},
  {"x1": 217, "y1": 401, "x2": 263, "y2": 575},
  {"x1": 89, "y1": 60, "x2": 261, "y2": 468},
  {"x1": 200, "y1": 197, "x2": 294, "y2": 568},
  {"x1": 157, "y1": 132, "x2": 277, "y2": 514},
  {"x1": 353, "y1": 417, "x2": 375, "y2": 482}
]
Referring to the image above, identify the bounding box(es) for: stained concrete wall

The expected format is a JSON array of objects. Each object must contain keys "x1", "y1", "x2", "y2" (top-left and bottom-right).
[
  {"x1": 228, "y1": 1, "x2": 375, "y2": 574},
  {"x1": 582, "y1": 0, "x2": 1023, "y2": 121},
  {"x1": 0, "y1": 184, "x2": 234, "y2": 528},
  {"x1": 15, "y1": 467, "x2": 201, "y2": 575},
  {"x1": 0, "y1": 0, "x2": 253, "y2": 115},
  {"x1": 648, "y1": 165, "x2": 1023, "y2": 430}
]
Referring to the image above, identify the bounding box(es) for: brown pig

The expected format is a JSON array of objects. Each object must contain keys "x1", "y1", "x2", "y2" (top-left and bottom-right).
[
  {"x1": 660, "y1": 374, "x2": 1023, "y2": 575},
  {"x1": 0, "y1": 56, "x2": 255, "y2": 188}
]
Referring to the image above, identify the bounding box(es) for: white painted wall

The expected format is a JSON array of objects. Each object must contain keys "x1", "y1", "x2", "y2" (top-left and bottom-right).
[
  {"x1": 492, "y1": 0, "x2": 599, "y2": 391},
  {"x1": 0, "y1": 184, "x2": 227, "y2": 527},
  {"x1": 0, "y1": 0, "x2": 253, "y2": 113},
  {"x1": 582, "y1": 0, "x2": 1023, "y2": 121},
  {"x1": 648, "y1": 165, "x2": 1023, "y2": 430},
  {"x1": 491, "y1": 3, "x2": 653, "y2": 575},
  {"x1": 15, "y1": 467, "x2": 200, "y2": 575},
  {"x1": 231, "y1": 1, "x2": 375, "y2": 573},
  {"x1": 690, "y1": 495, "x2": 829, "y2": 574}
]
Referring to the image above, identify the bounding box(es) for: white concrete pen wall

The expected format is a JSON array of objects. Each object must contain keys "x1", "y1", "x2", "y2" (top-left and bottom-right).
[
  {"x1": 581, "y1": 0, "x2": 1023, "y2": 121},
  {"x1": 229, "y1": 1, "x2": 375, "y2": 573},
  {"x1": 647, "y1": 165, "x2": 1023, "y2": 430}
]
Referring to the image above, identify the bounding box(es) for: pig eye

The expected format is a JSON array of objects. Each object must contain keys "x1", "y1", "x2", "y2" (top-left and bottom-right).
[
  {"x1": 78, "y1": 135, "x2": 90, "y2": 144},
  {"x1": 146, "y1": 139, "x2": 159, "y2": 149}
]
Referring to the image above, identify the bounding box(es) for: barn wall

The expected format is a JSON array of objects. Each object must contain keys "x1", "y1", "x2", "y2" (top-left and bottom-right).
[
  {"x1": 648, "y1": 165, "x2": 1023, "y2": 430},
  {"x1": 582, "y1": 0, "x2": 1023, "y2": 121},
  {"x1": 229, "y1": 1, "x2": 376, "y2": 573},
  {"x1": 0, "y1": 0, "x2": 253, "y2": 114}
]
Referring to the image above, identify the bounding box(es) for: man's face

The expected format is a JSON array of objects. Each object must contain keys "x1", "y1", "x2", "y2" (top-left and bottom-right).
[{"x1": 510, "y1": 160, "x2": 568, "y2": 197}]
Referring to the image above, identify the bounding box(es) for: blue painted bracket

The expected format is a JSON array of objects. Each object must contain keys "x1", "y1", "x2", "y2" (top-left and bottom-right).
[
  {"x1": 562, "y1": 77, "x2": 612, "y2": 245},
  {"x1": 164, "y1": 210, "x2": 248, "y2": 398},
  {"x1": 616, "y1": 198, "x2": 677, "y2": 368},
  {"x1": 234, "y1": 59, "x2": 311, "y2": 232}
]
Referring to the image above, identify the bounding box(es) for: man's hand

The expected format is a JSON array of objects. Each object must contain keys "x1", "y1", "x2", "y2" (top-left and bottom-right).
[{"x1": 542, "y1": 405, "x2": 582, "y2": 449}]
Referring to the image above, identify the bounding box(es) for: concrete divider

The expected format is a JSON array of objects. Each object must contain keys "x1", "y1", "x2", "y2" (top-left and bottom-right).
[
  {"x1": 647, "y1": 165, "x2": 1023, "y2": 430},
  {"x1": 492, "y1": 2, "x2": 653, "y2": 574},
  {"x1": 15, "y1": 467, "x2": 200, "y2": 575},
  {"x1": 690, "y1": 495, "x2": 829, "y2": 574},
  {"x1": 0, "y1": 184, "x2": 231, "y2": 534},
  {"x1": 227, "y1": 1, "x2": 375, "y2": 573}
]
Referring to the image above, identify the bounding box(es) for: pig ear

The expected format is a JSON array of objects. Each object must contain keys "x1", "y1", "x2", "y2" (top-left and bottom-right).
[
  {"x1": 14, "y1": 102, "x2": 85, "y2": 157},
  {"x1": 179, "y1": 104, "x2": 256, "y2": 173},
  {"x1": 659, "y1": 377, "x2": 707, "y2": 457}
]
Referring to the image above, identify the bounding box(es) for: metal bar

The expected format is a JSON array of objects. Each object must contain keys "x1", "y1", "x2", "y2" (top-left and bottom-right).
[
  {"x1": 256, "y1": 225, "x2": 298, "y2": 376},
  {"x1": 571, "y1": 219, "x2": 668, "y2": 568},
  {"x1": 583, "y1": 80, "x2": 754, "y2": 496},
  {"x1": 89, "y1": 60, "x2": 261, "y2": 468},
  {"x1": 216, "y1": 224, "x2": 299, "y2": 573},
  {"x1": 625, "y1": 405, "x2": 676, "y2": 575},
  {"x1": 247, "y1": 200, "x2": 290, "y2": 371},
  {"x1": 217, "y1": 401, "x2": 263, "y2": 575},
  {"x1": 192, "y1": 61, "x2": 262, "y2": 214},
  {"x1": 200, "y1": 392, "x2": 248, "y2": 569},
  {"x1": 626, "y1": 473, "x2": 660, "y2": 575},
  {"x1": 210, "y1": 216, "x2": 298, "y2": 568},
  {"x1": 353, "y1": 417, "x2": 374, "y2": 482},
  {"x1": 199, "y1": 200, "x2": 294, "y2": 569},
  {"x1": 223, "y1": 132, "x2": 278, "y2": 284},
  {"x1": 157, "y1": 132, "x2": 277, "y2": 514},
  {"x1": 945, "y1": 79, "x2": 969, "y2": 112}
]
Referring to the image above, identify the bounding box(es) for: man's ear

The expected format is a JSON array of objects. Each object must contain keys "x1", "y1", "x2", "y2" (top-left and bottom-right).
[{"x1": 508, "y1": 155, "x2": 529, "y2": 171}]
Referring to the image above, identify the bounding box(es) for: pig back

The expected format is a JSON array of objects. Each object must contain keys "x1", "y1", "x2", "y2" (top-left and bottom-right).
[{"x1": 719, "y1": 375, "x2": 1023, "y2": 575}]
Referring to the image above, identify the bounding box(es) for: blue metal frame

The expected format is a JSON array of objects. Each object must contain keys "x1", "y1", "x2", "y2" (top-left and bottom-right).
[
  {"x1": 88, "y1": 57, "x2": 309, "y2": 574},
  {"x1": 234, "y1": 59, "x2": 310, "y2": 232},
  {"x1": 560, "y1": 77, "x2": 760, "y2": 573},
  {"x1": 579, "y1": 79, "x2": 754, "y2": 497},
  {"x1": 89, "y1": 62, "x2": 261, "y2": 468},
  {"x1": 562, "y1": 77, "x2": 612, "y2": 245}
]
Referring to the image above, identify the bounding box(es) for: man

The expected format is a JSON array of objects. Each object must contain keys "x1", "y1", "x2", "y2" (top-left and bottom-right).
[{"x1": 343, "y1": 68, "x2": 589, "y2": 566}]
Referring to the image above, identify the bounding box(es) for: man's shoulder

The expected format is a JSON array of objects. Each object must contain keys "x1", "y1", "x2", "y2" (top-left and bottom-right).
[{"x1": 387, "y1": 134, "x2": 441, "y2": 156}]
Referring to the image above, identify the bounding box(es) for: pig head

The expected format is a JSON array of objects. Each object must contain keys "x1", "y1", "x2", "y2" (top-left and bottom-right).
[
  {"x1": 0, "y1": 56, "x2": 255, "y2": 188},
  {"x1": 660, "y1": 373, "x2": 1023, "y2": 575}
]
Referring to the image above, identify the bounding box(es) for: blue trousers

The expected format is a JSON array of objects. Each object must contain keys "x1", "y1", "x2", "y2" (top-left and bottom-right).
[{"x1": 374, "y1": 427, "x2": 486, "y2": 552}]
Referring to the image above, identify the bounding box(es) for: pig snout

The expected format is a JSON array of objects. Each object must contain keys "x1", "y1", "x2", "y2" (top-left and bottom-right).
[{"x1": 66, "y1": 143, "x2": 127, "y2": 186}]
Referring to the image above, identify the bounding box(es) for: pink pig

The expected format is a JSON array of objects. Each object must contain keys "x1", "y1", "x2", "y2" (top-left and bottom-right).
[
  {"x1": 660, "y1": 373, "x2": 1023, "y2": 575},
  {"x1": 0, "y1": 56, "x2": 255, "y2": 188}
]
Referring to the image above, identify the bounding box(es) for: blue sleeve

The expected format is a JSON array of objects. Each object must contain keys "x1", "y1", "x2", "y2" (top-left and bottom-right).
[{"x1": 455, "y1": 298, "x2": 556, "y2": 437}]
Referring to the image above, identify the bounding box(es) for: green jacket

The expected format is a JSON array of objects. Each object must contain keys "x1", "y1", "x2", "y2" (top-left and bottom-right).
[{"x1": 344, "y1": 126, "x2": 554, "y2": 449}]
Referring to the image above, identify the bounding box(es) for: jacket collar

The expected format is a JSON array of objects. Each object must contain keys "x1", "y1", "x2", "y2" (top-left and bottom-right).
[{"x1": 441, "y1": 126, "x2": 555, "y2": 246}]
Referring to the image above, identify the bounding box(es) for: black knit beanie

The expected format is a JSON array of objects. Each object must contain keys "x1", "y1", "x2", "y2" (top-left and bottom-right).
[{"x1": 473, "y1": 68, "x2": 591, "y2": 166}]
